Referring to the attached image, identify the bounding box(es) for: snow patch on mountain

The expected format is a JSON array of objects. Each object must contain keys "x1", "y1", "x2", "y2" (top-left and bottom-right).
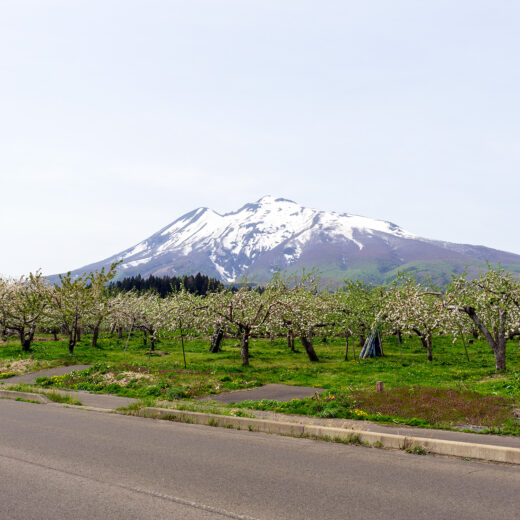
[{"x1": 124, "y1": 257, "x2": 152, "y2": 268}]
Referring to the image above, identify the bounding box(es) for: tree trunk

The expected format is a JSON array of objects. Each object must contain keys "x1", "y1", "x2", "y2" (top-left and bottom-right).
[
  {"x1": 426, "y1": 336, "x2": 433, "y2": 362},
  {"x1": 19, "y1": 327, "x2": 34, "y2": 353},
  {"x1": 118, "y1": 327, "x2": 123, "y2": 340},
  {"x1": 76, "y1": 326, "x2": 81, "y2": 342},
  {"x1": 415, "y1": 332, "x2": 433, "y2": 362},
  {"x1": 460, "y1": 306, "x2": 507, "y2": 372},
  {"x1": 494, "y1": 333, "x2": 507, "y2": 371},
  {"x1": 150, "y1": 333, "x2": 156, "y2": 352},
  {"x1": 21, "y1": 337, "x2": 32, "y2": 352},
  {"x1": 53, "y1": 330, "x2": 59, "y2": 341},
  {"x1": 359, "y1": 334, "x2": 366, "y2": 348},
  {"x1": 287, "y1": 331, "x2": 295, "y2": 352},
  {"x1": 209, "y1": 326, "x2": 224, "y2": 353},
  {"x1": 91, "y1": 324, "x2": 100, "y2": 348},
  {"x1": 300, "y1": 331, "x2": 319, "y2": 362},
  {"x1": 344, "y1": 335, "x2": 349, "y2": 361},
  {"x1": 178, "y1": 320, "x2": 187, "y2": 369},
  {"x1": 240, "y1": 329, "x2": 250, "y2": 366},
  {"x1": 68, "y1": 330, "x2": 76, "y2": 355},
  {"x1": 143, "y1": 330, "x2": 148, "y2": 346}
]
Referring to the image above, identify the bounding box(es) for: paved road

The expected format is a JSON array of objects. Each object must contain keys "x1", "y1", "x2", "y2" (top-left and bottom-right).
[
  {"x1": 1, "y1": 400, "x2": 519, "y2": 520},
  {"x1": 201, "y1": 383, "x2": 324, "y2": 404}
]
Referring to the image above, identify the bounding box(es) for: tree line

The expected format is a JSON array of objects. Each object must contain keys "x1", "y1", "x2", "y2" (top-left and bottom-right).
[
  {"x1": 0, "y1": 264, "x2": 519, "y2": 371},
  {"x1": 109, "y1": 273, "x2": 224, "y2": 297}
]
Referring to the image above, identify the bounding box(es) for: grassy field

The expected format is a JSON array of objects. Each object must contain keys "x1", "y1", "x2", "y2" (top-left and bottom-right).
[{"x1": 1, "y1": 332, "x2": 519, "y2": 433}]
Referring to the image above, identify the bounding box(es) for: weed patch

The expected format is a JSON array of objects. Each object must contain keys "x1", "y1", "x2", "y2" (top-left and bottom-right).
[
  {"x1": 404, "y1": 445, "x2": 428, "y2": 455},
  {"x1": 45, "y1": 391, "x2": 82, "y2": 406},
  {"x1": 354, "y1": 386, "x2": 513, "y2": 428}
]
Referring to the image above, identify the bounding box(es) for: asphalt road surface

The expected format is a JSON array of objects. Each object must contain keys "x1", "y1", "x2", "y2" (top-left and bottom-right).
[
  {"x1": 200, "y1": 383, "x2": 324, "y2": 404},
  {"x1": 1, "y1": 399, "x2": 519, "y2": 520}
]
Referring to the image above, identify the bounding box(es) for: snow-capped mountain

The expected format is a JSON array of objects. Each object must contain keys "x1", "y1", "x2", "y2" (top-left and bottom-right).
[{"x1": 62, "y1": 196, "x2": 520, "y2": 285}]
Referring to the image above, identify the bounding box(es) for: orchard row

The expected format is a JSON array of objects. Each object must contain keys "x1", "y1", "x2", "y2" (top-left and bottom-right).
[{"x1": 1, "y1": 264, "x2": 519, "y2": 371}]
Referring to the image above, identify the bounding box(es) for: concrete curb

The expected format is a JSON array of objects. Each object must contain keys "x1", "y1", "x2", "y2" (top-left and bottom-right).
[
  {"x1": 143, "y1": 407, "x2": 520, "y2": 465},
  {"x1": 46, "y1": 402, "x2": 114, "y2": 413},
  {"x1": 0, "y1": 389, "x2": 50, "y2": 403},
  {"x1": 144, "y1": 407, "x2": 306, "y2": 436},
  {"x1": 0, "y1": 389, "x2": 113, "y2": 413}
]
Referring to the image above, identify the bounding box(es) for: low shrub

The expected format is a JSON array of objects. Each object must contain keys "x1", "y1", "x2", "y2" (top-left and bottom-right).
[{"x1": 165, "y1": 386, "x2": 187, "y2": 400}]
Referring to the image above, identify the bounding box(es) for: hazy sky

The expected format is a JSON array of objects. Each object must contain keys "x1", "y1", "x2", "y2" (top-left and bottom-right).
[{"x1": 1, "y1": 1, "x2": 519, "y2": 277}]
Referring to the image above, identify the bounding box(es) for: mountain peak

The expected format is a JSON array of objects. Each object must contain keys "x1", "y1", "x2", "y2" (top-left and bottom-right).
[{"x1": 255, "y1": 195, "x2": 297, "y2": 205}]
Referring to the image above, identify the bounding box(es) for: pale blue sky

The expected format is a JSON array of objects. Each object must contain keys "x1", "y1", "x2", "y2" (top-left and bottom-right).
[{"x1": 1, "y1": 1, "x2": 519, "y2": 276}]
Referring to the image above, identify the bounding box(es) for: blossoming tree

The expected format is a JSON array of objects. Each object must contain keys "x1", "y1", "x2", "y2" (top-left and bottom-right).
[{"x1": 445, "y1": 266, "x2": 520, "y2": 371}]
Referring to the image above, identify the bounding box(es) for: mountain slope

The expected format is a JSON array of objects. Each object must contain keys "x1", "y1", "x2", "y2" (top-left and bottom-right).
[{"x1": 59, "y1": 196, "x2": 520, "y2": 286}]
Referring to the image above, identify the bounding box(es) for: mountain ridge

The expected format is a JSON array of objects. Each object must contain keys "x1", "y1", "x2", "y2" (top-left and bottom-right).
[{"x1": 55, "y1": 196, "x2": 520, "y2": 286}]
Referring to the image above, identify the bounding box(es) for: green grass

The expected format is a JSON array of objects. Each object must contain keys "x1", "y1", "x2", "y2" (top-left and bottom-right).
[
  {"x1": 231, "y1": 385, "x2": 517, "y2": 432},
  {"x1": 1, "y1": 332, "x2": 519, "y2": 432},
  {"x1": 44, "y1": 391, "x2": 83, "y2": 406}
]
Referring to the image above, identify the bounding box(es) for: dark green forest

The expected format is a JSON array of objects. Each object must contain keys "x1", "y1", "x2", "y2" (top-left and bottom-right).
[{"x1": 109, "y1": 273, "x2": 223, "y2": 297}]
